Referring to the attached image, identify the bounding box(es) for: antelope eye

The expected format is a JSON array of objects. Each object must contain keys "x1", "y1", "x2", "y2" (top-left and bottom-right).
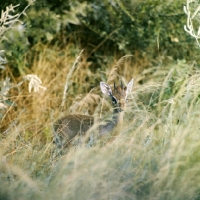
[{"x1": 112, "y1": 97, "x2": 117, "y2": 104}]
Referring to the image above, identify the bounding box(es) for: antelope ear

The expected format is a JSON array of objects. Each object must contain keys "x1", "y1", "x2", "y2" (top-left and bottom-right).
[
  {"x1": 100, "y1": 82, "x2": 112, "y2": 96},
  {"x1": 125, "y1": 78, "x2": 134, "y2": 95}
]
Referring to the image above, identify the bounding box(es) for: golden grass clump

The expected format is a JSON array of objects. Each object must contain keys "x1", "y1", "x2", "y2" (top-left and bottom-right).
[{"x1": 1, "y1": 44, "x2": 200, "y2": 200}]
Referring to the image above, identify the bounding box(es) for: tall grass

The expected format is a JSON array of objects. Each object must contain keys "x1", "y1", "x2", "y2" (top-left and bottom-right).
[{"x1": 1, "y1": 42, "x2": 200, "y2": 200}]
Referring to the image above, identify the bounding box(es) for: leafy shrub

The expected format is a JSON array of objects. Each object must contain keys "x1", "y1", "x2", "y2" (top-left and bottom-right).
[
  {"x1": 79, "y1": 0, "x2": 195, "y2": 59},
  {"x1": 1, "y1": 0, "x2": 197, "y2": 75}
]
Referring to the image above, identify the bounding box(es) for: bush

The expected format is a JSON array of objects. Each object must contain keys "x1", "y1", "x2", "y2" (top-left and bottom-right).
[{"x1": 1, "y1": 0, "x2": 198, "y2": 76}]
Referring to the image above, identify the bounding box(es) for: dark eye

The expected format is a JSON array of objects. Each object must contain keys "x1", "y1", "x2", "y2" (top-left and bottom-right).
[{"x1": 112, "y1": 97, "x2": 117, "y2": 104}]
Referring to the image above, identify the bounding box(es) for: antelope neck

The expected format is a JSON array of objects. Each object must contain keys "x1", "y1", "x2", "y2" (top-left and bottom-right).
[{"x1": 112, "y1": 107, "x2": 124, "y2": 125}]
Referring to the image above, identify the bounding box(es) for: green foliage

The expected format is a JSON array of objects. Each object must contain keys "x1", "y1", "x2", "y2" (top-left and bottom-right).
[
  {"x1": 1, "y1": 0, "x2": 197, "y2": 75},
  {"x1": 79, "y1": 0, "x2": 194, "y2": 58},
  {"x1": 0, "y1": 2, "x2": 34, "y2": 74},
  {"x1": 0, "y1": 0, "x2": 88, "y2": 75}
]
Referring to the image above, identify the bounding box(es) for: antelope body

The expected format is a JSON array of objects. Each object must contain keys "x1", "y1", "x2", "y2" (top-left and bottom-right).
[{"x1": 53, "y1": 79, "x2": 133, "y2": 149}]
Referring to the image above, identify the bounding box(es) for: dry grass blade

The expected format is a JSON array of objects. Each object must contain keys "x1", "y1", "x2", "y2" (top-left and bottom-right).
[{"x1": 60, "y1": 49, "x2": 84, "y2": 111}]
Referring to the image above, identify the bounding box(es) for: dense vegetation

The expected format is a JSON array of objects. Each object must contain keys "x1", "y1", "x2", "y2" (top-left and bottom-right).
[{"x1": 1, "y1": 0, "x2": 200, "y2": 199}]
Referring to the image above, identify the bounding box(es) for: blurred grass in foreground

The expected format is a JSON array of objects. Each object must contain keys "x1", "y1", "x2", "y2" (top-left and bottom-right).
[{"x1": 1, "y1": 44, "x2": 200, "y2": 199}]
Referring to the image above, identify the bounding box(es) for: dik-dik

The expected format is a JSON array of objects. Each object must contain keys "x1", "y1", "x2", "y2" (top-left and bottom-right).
[{"x1": 53, "y1": 79, "x2": 134, "y2": 149}]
